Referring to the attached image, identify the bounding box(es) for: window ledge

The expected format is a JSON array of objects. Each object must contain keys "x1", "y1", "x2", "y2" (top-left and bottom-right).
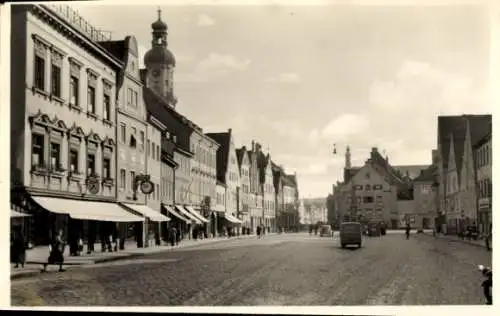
[
  {"x1": 102, "y1": 178, "x2": 114, "y2": 186},
  {"x1": 69, "y1": 103, "x2": 82, "y2": 112},
  {"x1": 87, "y1": 112, "x2": 99, "y2": 120},
  {"x1": 49, "y1": 170, "x2": 65, "y2": 178},
  {"x1": 50, "y1": 94, "x2": 65, "y2": 105},
  {"x1": 103, "y1": 119, "x2": 113, "y2": 127},
  {"x1": 32, "y1": 87, "x2": 49, "y2": 98}
]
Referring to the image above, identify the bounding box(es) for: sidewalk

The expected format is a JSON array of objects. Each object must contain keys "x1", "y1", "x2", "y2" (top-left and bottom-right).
[
  {"x1": 422, "y1": 232, "x2": 490, "y2": 249},
  {"x1": 11, "y1": 233, "x2": 262, "y2": 280}
]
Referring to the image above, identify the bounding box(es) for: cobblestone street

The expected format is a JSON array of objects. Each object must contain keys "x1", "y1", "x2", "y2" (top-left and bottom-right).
[{"x1": 11, "y1": 233, "x2": 491, "y2": 306}]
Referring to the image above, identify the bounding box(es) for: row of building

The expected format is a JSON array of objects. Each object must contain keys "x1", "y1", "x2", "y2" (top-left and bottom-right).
[
  {"x1": 326, "y1": 114, "x2": 491, "y2": 235},
  {"x1": 9, "y1": 4, "x2": 300, "y2": 249}
]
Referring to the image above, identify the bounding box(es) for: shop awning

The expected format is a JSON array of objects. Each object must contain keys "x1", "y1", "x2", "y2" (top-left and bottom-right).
[
  {"x1": 224, "y1": 213, "x2": 243, "y2": 224},
  {"x1": 32, "y1": 196, "x2": 144, "y2": 222},
  {"x1": 121, "y1": 203, "x2": 170, "y2": 222},
  {"x1": 213, "y1": 204, "x2": 225, "y2": 212},
  {"x1": 163, "y1": 205, "x2": 190, "y2": 223},
  {"x1": 10, "y1": 209, "x2": 31, "y2": 218},
  {"x1": 184, "y1": 206, "x2": 209, "y2": 223},
  {"x1": 175, "y1": 205, "x2": 202, "y2": 224}
]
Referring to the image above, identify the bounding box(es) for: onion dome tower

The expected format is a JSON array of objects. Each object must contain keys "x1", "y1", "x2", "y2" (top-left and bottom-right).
[{"x1": 144, "y1": 8, "x2": 177, "y2": 106}]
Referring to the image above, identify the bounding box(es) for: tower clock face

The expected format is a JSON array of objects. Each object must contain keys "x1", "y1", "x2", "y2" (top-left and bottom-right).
[{"x1": 152, "y1": 69, "x2": 161, "y2": 78}]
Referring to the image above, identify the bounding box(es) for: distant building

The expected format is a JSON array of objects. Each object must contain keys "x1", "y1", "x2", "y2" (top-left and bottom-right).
[
  {"x1": 248, "y1": 141, "x2": 264, "y2": 232},
  {"x1": 411, "y1": 165, "x2": 438, "y2": 229},
  {"x1": 301, "y1": 198, "x2": 327, "y2": 225},
  {"x1": 474, "y1": 130, "x2": 492, "y2": 235},
  {"x1": 206, "y1": 129, "x2": 243, "y2": 234},
  {"x1": 236, "y1": 147, "x2": 251, "y2": 230},
  {"x1": 335, "y1": 146, "x2": 430, "y2": 229},
  {"x1": 436, "y1": 115, "x2": 491, "y2": 234}
]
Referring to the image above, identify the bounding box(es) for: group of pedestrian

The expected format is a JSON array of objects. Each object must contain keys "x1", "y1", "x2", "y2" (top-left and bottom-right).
[{"x1": 256, "y1": 225, "x2": 269, "y2": 239}]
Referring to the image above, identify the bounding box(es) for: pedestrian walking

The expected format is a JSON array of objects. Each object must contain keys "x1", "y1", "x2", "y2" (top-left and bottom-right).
[
  {"x1": 176, "y1": 225, "x2": 181, "y2": 245},
  {"x1": 11, "y1": 227, "x2": 26, "y2": 269},
  {"x1": 405, "y1": 223, "x2": 411, "y2": 240},
  {"x1": 42, "y1": 229, "x2": 65, "y2": 272},
  {"x1": 485, "y1": 223, "x2": 492, "y2": 252},
  {"x1": 256, "y1": 225, "x2": 261, "y2": 239},
  {"x1": 169, "y1": 226, "x2": 177, "y2": 247}
]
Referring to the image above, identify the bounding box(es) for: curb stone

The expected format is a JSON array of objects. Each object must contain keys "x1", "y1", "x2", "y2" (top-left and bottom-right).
[
  {"x1": 11, "y1": 235, "x2": 260, "y2": 281},
  {"x1": 420, "y1": 233, "x2": 489, "y2": 249}
]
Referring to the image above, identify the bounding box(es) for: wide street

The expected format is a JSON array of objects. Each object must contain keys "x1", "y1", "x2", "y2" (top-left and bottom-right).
[{"x1": 11, "y1": 232, "x2": 491, "y2": 306}]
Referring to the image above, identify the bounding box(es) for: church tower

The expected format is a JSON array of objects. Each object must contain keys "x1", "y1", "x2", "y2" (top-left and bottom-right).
[
  {"x1": 144, "y1": 8, "x2": 177, "y2": 106},
  {"x1": 345, "y1": 146, "x2": 351, "y2": 169}
]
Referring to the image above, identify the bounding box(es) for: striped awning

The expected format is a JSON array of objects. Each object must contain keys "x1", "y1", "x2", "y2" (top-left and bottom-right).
[
  {"x1": 10, "y1": 210, "x2": 31, "y2": 218},
  {"x1": 175, "y1": 205, "x2": 202, "y2": 224},
  {"x1": 184, "y1": 206, "x2": 209, "y2": 223},
  {"x1": 32, "y1": 196, "x2": 144, "y2": 222},
  {"x1": 121, "y1": 203, "x2": 170, "y2": 222}
]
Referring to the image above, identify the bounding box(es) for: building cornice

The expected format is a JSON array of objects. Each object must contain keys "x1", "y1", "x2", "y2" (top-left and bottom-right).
[{"x1": 34, "y1": 5, "x2": 123, "y2": 70}]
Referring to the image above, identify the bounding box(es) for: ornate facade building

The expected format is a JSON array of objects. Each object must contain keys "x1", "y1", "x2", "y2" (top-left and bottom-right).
[{"x1": 10, "y1": 4, "x2": 145, "y2": 248}]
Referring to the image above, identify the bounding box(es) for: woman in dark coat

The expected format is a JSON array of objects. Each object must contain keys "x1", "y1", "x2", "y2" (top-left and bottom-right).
[
  {"x1": 11, "y1": 227, "x2": 26, "y2": 268},
  {"x1": 42, "y1": 229, "x2": 65, "y2": 272}
]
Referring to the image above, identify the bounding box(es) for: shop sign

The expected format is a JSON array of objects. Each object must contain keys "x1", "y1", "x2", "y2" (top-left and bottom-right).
[{"x1": 479, "y1": 198, "x2": 491, "y2": 209}]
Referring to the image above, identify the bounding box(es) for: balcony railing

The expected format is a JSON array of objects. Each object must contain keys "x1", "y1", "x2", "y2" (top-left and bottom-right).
[{"x1": 43, "y1": 4, "x2": 112, "y2": 43}]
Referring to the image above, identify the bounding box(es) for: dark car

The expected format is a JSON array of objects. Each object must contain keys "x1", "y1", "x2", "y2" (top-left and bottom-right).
[{"x1": 340, "y1": 222, "x2": 362, "y2": 248}]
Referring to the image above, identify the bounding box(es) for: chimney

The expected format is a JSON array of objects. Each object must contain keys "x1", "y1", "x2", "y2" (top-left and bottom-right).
[
  {"x1": 370, "y1": 147, "x2": 378, "y2": 160},
  {"x1": 251, "y1": 140, "x2": 255, "y2": 151},
  {"x1": 228, "y1": 128, "x2": 232, "y2": 133}
]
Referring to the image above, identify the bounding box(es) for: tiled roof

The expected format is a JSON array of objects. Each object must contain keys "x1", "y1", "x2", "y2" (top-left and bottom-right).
[
  {"x1": 98, "y1": 40, "x2": 126, "y2": 62},
  {"x1": 235, "y1": 146, "x2": 247, "y2": 169},
  {"x1": 142, "y1": 86, "x2": 192, "y2": 152},
  {"x1": 206, "y1": 132, "x2": 231, "y2": 184},
  {"x1": 257, "y1": 151, "x2": 269, "y2": 184},
  {"x1": 413, "y1": 165, "x2": 437, "y2": 182},
  {"x1": 392, "y1": 165, "x2": 430, "y2": 180},
  {"x1": 343, "y1": 167, "x2": 360, "y2": 183},
  {"x1": 473, "y1": 130, "x2": 492, "y2": 149}
]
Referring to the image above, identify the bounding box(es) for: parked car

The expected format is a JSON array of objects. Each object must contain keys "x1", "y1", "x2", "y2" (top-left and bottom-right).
[
  {"x1": 340, "y1": 222, "x2": 362, "y2": 248},
  {"x1": 367, "y1": 222, "x2": 381, "y2": 237},
  {"x1": 320, "y1": 225, "x2": 333, "y2": 237}
]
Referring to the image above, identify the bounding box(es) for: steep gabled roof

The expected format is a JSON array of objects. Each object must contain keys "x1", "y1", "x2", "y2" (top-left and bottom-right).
[
  {"x1": 344, "y1": 167, "x2": 361, "y2": 183},
  {"x1": 142, "y1": 86, "x2": 193, "y2": 153},
  {"x1": 392, "y1": 165, "x2": 430, "y2": 180},
  {"x1": 438, "y1": 115, "x2": 491, "y2": 171},
  {"x1": 235, "y1": 146, "x2": 248, "y2": 170},
  {"x1": 414, "y1": 165, "x2": 437, "y2": 183},
  {"x1": 257, "y1": 151, "x2": 269, "y2": 184},
  {"x1": 98, "y1": 40, "x2": 126, "y2": 62},
  {"x1": 206, "y1": 132, "x2": 231, "y2": 184}
]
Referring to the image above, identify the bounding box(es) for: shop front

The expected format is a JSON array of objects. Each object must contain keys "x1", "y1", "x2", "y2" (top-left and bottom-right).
[
  {"x1": 161, "y1": 204, "x2": 190, "y2": 242},
  {"x1": 175, "y1": 205, "x2": 201, "y2": 239},
  {"x1": 185, "y1": 205, "x2": 210, "y2": 239},
  {"x1": 119, "y1": 203, "x2": 170, "y2": 247},
  {"x1": 478, "y1": 198, "x2": 492, "y2": 235},
  {"x1": 218, "y1": 212, "x2": 242, "y2": 236}
]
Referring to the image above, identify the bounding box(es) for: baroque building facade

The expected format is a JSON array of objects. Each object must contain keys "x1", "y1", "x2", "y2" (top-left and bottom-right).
[{"x1": 10, "y1": 4, "x2": 146, "y2": 248}]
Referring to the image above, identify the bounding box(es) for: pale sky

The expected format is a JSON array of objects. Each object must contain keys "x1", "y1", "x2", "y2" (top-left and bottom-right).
[{"x1": 68, "y1": 1, "x2": 492, "y2": 198}]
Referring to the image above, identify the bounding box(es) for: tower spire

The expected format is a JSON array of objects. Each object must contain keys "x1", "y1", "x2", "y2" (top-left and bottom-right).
[
  {"x1": 157, "y1": 7, "x2": 162, "y2": 20},
  {"x1": 345, "y1": 145, "x2": 351, "y2": 168}
]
